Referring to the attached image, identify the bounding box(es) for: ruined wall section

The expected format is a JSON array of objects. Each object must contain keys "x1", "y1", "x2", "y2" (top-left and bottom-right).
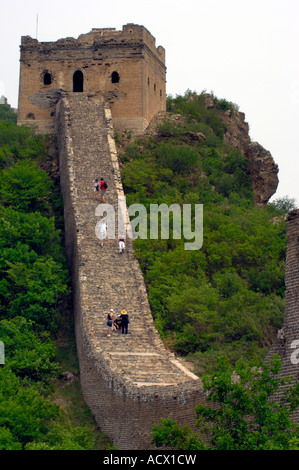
[
  {"x1": 17, "y1": 24, "x2": 166, "y2": 134},
  {"x1": 267, "y1": 209, "x2": 299, "y2": 423},
  {"x1": 55, "y1": 93, "x2": 205, "y2": 449}
]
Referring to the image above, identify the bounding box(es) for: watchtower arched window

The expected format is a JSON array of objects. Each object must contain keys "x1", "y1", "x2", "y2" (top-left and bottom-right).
[
  {"x1": 43, "y1": 72, "x2": 52, "y2": 85},
  {"x1": 111, "y1": 71, "x2": 120, "y2": 84},
  {"x1": 73, "y1": 70, "x2": 83, "y2": 92}
]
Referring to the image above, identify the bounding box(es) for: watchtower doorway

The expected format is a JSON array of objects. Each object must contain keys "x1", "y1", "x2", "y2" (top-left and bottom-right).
[{"x1": 73, "y1": 70, "x2": 83, "y2": 92}]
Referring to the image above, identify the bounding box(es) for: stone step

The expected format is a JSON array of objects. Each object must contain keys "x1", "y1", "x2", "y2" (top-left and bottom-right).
[{"x1": 60, "y1": 95, "x2": 196, "y2": 390}]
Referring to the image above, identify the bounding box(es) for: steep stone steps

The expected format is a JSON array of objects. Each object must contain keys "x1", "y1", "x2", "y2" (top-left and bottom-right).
[{"x1": 58, "y1": 94, "x2": 199, "y2": 388}]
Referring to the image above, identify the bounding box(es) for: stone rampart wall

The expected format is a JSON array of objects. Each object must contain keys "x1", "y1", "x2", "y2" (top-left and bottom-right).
[
  {"x1": 267, "y1": 209, "x2": 299, "y2": 423},
  {"x1": 55, "y1": 94, "x2": 206, "y2": 449}
]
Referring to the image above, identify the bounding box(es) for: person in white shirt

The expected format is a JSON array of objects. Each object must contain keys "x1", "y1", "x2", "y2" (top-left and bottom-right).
[
  {"x1": 118, "y1": 235, "x2": 125, "y2": 253},
  {"x1": 95, "y1": 220, "x2": 108, "y2": 246}
]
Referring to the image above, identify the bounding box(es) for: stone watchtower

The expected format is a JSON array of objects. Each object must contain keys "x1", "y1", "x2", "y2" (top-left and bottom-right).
[{"x1": 17, "y1": 24, "x2": 166, "y2": 134}]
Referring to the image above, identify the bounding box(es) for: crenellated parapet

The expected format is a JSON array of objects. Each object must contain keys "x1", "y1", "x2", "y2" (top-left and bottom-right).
[{"x1": 17, "y1": 24, "x2": 166, "y2": 135}]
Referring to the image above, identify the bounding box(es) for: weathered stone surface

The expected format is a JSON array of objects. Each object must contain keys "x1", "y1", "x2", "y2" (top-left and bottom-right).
[
  {"x1": 17, "y1": 24, "x2": 166, "y2": 134},
  {"x1": 222, "y1": 101, "x2": 279, "y2": 204},
  {"x1": 203, "y1": 93, "x2": 215, "y2": 109},
  {"x1": 60, "y1": 371, "x2": 78, "y2": 382},
  {"x1": 267, "y1": 209, "x2": 299, "y2": 424},
  {"x1": 245, "y1": 141, "x2": 279, "y2": 205},
  {"x1": 29, "y1": 89, "x2": 63, "y2": 109},
  {"x1": 56, "y1": 94, "x2": 206, "y2": 450}
]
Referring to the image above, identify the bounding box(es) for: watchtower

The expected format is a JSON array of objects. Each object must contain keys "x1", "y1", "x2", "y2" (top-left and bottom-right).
[{"x1": 17, "y1": 24, "x2": 166, "y2": 134}]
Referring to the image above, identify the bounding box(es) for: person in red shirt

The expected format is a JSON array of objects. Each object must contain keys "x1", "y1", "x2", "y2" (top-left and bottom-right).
[{"x1": 100, "y1": 177, "x2": 107, "y2": 202}]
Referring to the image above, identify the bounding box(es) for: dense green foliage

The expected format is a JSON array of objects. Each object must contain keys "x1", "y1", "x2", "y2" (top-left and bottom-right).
[
  {"x1": 0, "y1": 103, "x2": 102, "y2": 449},
  {"x1": 119, "y1": 90, "x2": 289, "y2": 373},
  {"x1": 0, "y1": 89, "x2": 294, "y2": 450},
  {"x1": 152, "y1": 355, "x2": 299, "y2": 450},
  {"x1": 0, "y1": 99, "x2": 17, "y2": 123}
]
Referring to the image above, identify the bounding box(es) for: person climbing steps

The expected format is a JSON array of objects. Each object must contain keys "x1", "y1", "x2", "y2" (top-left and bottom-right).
[
  {"x1": 100, "y1": 177, "x2": 107, "y2": 203},
  {"x1": 120, "y1": 309, "x2": 129, "y2": 335},
  {"x1": 106, "y1": 309, "x2": 114, "y2": 337}
]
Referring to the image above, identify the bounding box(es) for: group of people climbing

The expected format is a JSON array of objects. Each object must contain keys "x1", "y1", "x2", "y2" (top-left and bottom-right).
[
  {"x1": 106, "y1": 308, "x2": 130, "y2": 337},
  {"x1": 94, "y1": 180, "x2": 130, "y2": 337},
  {"x1": 93, "y1": 177, "x2": 126, "y2": 254},
  {"x1": 93, "y1": 177, "x2": 107, "y2": 202}
]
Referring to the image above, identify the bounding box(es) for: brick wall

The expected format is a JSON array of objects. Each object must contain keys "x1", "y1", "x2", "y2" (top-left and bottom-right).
[
  {"x1": 267, "y1": 209, "x2": 299, "y2": 423},
  {"x1": 17, "y1": 24, "x2": 166, "y2": 134},
  {"x1": 55, "y1": 94, "x2": 207, "y2": 449}
]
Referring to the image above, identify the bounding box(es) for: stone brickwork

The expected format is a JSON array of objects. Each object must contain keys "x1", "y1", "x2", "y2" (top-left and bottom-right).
[
  {"x1": 55, "y1": 93, "x2": 206, "y2": 449},
  {"x1": 267, "y1": 209, "x2": 299, "y2": 423},
  {"x1": 17, "y1": 24, "x2": 166, "y2": 134}
]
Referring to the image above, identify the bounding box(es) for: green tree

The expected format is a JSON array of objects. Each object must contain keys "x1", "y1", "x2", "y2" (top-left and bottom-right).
[
  {"x1": 269, "y1": 196, "x2": 297, "y2": 216},
  {"x1": 0, "y1": 206, "x2": 65, "y2": 261},
  {"x1": 152, "y1": 356, "x2": 299, "y2": 450},
  {"x1": 0, "y1": 100, "x2": 17, "y2": 123},
  {"x1": 25, "y1": 423, "x2": 96, "y2": 450},
  {"x1": 2, "y1": 256, "x2": 68, "y2": 332},
  {"x1": 0, "y1": 121, "x2": 48, "y2": 168},
  {"x1": 0, "y1": 160, "x2": 53, "y2": 214},
  {"x1": 155, "y1": 142, "x2": 199, "y2": 175},
  {"x1": 0, "y1": 368, "x2": 59, "y2": 448},
  {"x1": 0, "y1": 115, "x2": 106, "y2": 450},
  {"x1": 0, "y1": 317, "x2": 61, "y2": 383}
]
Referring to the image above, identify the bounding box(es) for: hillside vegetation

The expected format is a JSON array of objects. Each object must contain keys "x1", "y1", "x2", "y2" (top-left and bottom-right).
[
  {"x1": 117, "y1": 90, "x2": 293, "y2": 374},
  {"x1": 0, "y1": 102, "x2": 108, "y2": 450},
  {"x1": 0, "y1": 91, "x2": 294, "y2": 450}
]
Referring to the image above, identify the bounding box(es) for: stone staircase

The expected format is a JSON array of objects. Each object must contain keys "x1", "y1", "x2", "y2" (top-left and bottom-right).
[{"x1": 56, "y1": 93, "x2": 203, "y2": 448}]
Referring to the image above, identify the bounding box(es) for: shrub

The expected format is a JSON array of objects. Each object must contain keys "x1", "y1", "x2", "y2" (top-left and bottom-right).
[
  {"x1": 155, "y1": 142, "x2": 199, "y2": 175},
  {"x1": 0, "y1": 160, "x2": 53, "y2": 214},
  {"x1": 152, "y1": 356, "x2": 299, "y2": 450}
]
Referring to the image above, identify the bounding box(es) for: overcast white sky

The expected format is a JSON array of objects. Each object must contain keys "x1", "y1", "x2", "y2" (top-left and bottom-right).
[{"x1": 1, "y1": 0, "x2": 298, "y2": 206}]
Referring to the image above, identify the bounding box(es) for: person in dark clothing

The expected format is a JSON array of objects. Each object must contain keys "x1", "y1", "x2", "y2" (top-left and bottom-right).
[
  {"x1": 113, "y1": 315, "x2": 122, "y2": 330},
  {"x1": 120, "y1": 309, "x2": 129, "y2": 334}
]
